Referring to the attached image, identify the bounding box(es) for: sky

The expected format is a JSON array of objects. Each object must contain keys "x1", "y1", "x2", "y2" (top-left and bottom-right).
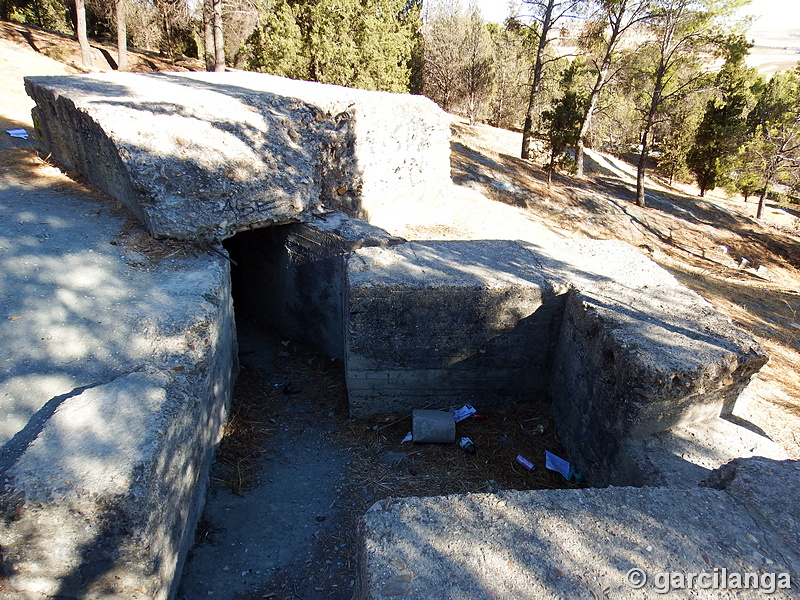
[{"x1": 475, "y1": 0, "x2": 800, "y2": 31}]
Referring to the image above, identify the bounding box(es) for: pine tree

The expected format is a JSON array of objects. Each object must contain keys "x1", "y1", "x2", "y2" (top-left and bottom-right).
[
  {"x1": 245, "y1": 0, "x2": 419, "y2": 93},
  {"x1": 633, "y1": 0, "x2": 747, "y2": 207},
  {"x1": 487, "y1": 19, "x2": 537, "y2": 129},
  {"x1": 542, "y1": 63, "x2": 587, "y2": 186},
  {"x1": 519, "y1": 0, "x2": 584, "y2": 160},
  {"x1": 686, "y1": 35, "x2": 760, "y2": 196},
  {"x1": 741, "y1": 69, "x2": 800, "y2": 219},
  {"x1": 574, "y1": 0, "x2": 655, "y2": 178}
]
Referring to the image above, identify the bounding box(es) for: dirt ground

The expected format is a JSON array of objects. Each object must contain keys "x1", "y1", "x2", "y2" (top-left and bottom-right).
[
  {"x1": 2, "y1": 19, "x2": 799, "y2": 599},
  {"x1": 447, "y1": 119, "x2": 800, "y2": 460}
]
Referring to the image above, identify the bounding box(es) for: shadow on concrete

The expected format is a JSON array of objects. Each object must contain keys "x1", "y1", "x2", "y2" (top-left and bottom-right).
[{"x1": 0, "y1": 138, "x2": 233, "y2": 598}]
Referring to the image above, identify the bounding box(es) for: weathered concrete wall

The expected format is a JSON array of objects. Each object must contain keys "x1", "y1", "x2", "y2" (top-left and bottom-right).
[
  {"x1": 0, "y1": 176, "x2": 238, "y2": 600},
  {"x1": 357, "y1": 458, "x2": 800, "y2": 600},
  {"x1": 541, "y1": 239, "x2": 767, "y2": 485},
  {"x1": 345, "y1": 241, "x2": 565, "y2": 417},
  {"x1": 25, "y1": 72, "x2": 451, "y2": 242},
  {"x1": 226, "y1": 212, "x2": 403, "y2": 359},
  {"x1": 343, "y1": 237, "x2": 767, "y2": 488}
]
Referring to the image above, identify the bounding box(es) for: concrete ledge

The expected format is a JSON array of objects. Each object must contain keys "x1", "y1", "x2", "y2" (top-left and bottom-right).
[
  {"x1": 358, "y1": 462, "x2": 800, "y2": 599},
  {"x1": 0, "y1": 179, "x2": 237, "y2": 599},
  {"x1": 616, "y1": 418, "x2": 788, "y2": 487},
  {"x1": 25, "y1": 72, "x2": 451, "y2": 241},
  {"x1": 345, "y1": 241, "x2": 564, "y2": 416}
]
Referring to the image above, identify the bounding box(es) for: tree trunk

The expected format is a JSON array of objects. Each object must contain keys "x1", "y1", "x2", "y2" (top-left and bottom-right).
[
  {"x1": 575, "y1": 14, "x2": 623, "y2": 178},
  {"x1": 75, "y1": 0, "x2": 91, "y2": 69},
  {"x1": 521, "y1": 0, "x2": 555, "y2": 160},
  {"x1": 575, "y1": 74, "x2": 604, "y2": 179},
  {"x1": 636, "y1": 64, "x2": 666, "y2": 207},
  {"x1": 756, "y1": 185, "x2": 768, "y2": 219},
  {"x1": 635, "y1": 134, "x2": 649, "y2": 207},
  {"x1": 116, "y1": 0, "x2": 128, "y2": 71},
  {"x1": 213, "y1": 0, "x2": 225, "y2": 72},
  {"x1": 203, "y1": 0, "x2": 214, "y2": 70}
]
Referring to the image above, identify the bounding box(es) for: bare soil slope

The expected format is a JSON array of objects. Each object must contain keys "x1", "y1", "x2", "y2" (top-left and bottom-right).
[{"x1": 448, "y1": 120, "x2": 800, "y2": 459}]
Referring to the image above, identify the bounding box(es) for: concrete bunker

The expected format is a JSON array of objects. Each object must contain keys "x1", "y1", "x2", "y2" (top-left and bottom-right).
[
  {"x1": 14, "y1": 71, "x2": 792, "y2": 600},
  {"x1": 220, "y1": 224, "x2": 769, "y2": 486}
]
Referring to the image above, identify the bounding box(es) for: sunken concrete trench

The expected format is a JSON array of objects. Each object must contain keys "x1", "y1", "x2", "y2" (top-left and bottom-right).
[{"x1": 3, "y1": 71, "x2": 796, "y2": 600}]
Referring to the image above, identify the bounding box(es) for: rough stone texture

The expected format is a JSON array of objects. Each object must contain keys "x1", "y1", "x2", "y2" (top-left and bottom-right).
[
  {"x1": 615, "y1": 418, "x2": 788, "y2": 487},
  {"x1": 0, "y1": 175, "x2": 237, "y2": 599},
  {"x1": 25, "y1": 72, "x2": 451, "y2": 242},
  {"x1": 226, "y1": 211, "x2": 403, "y2": 359},
  {"x1": 357, "y1": 475, "x2": 799, "y2": 599},
  {"x1": 344, "y1": 237, "x2": 766, "y2": 462},
  {"x1": 702, "y1": 457, "x2": 800, "y2": 577},
  {"x1": 345, "y1": 241, "x2": 563, "y2": 417}
]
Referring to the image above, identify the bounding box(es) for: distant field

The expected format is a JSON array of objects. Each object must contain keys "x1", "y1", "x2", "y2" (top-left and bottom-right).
[{"x1": 747, "y1": 29, "x2": 800, "y2": 76}]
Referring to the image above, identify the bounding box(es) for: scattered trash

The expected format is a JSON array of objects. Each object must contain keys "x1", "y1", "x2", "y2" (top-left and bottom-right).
[
  {"x1": 6, "y1": 128, "x2": 28, "y2": 140},
  {"x1": 515, "y1": 454, "x2": 536, "y2": 472},
  {"x1": 458, "y1": 437, "x2": 476, "y2": 454},
  {"x1": 281, "y1": 340, "x2": 291, "y2": 346},
  {"x1": 451, "y1": 404, "x2": 476, "y2": 422},
  {"x1": 545, "y1": 451, "x2": 571, "y2": 479},
  {"x1": 545, "y1": 450, "x2": 582, "y2": 482},
  {"x1": 400, "y1": 431, "x2": 413, "y2": 444},
  {"x1": 472, "y1": 413, "x2": 488, "y2": 421},
  {"x1": 412, "y1": 409, "x2": 455, "y2": 443}
]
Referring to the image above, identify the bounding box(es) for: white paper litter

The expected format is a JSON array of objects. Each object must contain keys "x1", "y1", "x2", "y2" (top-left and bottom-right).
[
  {"x1": 400, "y1": 431, "x2": 413, "y2": 444},
  {"x1": 6, "y1": 128, "x2": 28, "y2": 140},
  {"x1": 451, "y1": 404, "x2": 476, "y2": 422},
  {"x1": 545, "y1": 451, "x2": 572, "y2": 480}
]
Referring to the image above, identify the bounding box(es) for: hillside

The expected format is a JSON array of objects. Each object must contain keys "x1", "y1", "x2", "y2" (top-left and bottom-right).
[{"x1": 1, "y1": 19, "x2": 798, "y2": 460}]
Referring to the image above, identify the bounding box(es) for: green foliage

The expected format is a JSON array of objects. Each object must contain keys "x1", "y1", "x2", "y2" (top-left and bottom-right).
[
  {"x1": 686, "y1": 34, "x2": 762, "y2": 195},
  {"x1": 542, "y1": 63, "x2": 587, "y2": 182},
  {"x1": 656, "y1": 90, "x2": 706, "y2": 184},
  {"x1": 733, "y1": 69, "x2": 800, "y2": 216},
  {"x1": 244, "y1": 1, "x2": 307, "y2": 79},
  {"x1": 245, "y1": 0, "x2": 419, "y2": 93},
  {"x1": 2, "y1": 0, "x2": 72, "y2": 33}
]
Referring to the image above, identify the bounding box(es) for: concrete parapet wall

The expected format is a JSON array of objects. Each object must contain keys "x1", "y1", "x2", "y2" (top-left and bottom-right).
[
  {"x1": 345, "y1": 241, "x2": 564, "y2": 417},
  {"x1": 0, "y1": 243, "x2": 237, "y2": 600},
  {"x1": 342, "y1": 237, "x2": 766, "y2": 482},
  {"x1": 25, "y1": 72, "x2": 451, "y2": 242},
  {"x1": 357, "y1": 459, "x2": 800, "y2": 599}
]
